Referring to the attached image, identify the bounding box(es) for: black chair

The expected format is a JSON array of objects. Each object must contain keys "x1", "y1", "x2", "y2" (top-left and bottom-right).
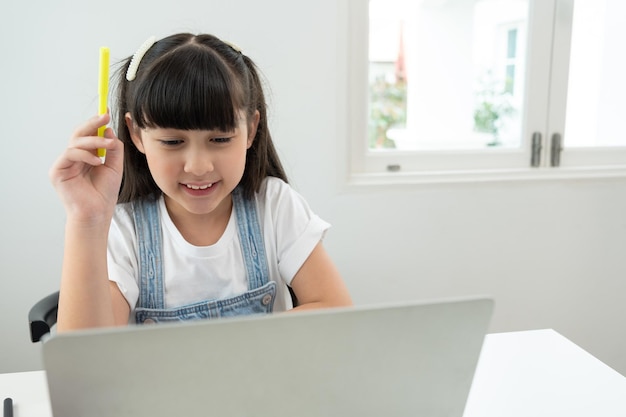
[{"x1": 28, "y1": 291, "x2": 59, "y2": 343}]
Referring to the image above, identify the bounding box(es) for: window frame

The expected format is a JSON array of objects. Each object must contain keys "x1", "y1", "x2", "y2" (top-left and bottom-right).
[{"x1": 346, "y1": 0, "x2": 626, "y2": 186}]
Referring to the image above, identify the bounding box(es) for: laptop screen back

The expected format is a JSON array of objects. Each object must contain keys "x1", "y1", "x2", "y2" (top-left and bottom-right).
[{"x1": 43, "y1": 296, "x2": 493, "y2": 417}]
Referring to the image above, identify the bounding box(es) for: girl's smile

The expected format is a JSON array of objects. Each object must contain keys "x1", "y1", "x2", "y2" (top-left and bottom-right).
[{"x1": 181, "y1": 181, "x2": 218, "y2": 197}]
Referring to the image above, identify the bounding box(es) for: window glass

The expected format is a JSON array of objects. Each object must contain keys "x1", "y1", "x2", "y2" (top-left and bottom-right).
[
  {"x1": 564, "y1": 0, "x2": 626, "y2": 147},
  {"x1": 368, "y1": 0, "x2": 529, "y2": 151}
]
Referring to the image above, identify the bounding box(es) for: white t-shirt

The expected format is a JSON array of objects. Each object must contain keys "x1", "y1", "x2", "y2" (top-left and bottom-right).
[{"x1": 107, "y1": 177, "x2": 330, "y2": 315}]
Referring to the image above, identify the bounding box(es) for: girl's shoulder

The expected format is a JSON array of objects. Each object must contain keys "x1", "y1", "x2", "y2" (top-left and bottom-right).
[
  {"x1": 113, "y1": 200, "x2": 135, "y2": 222},
  {"x1": 111, "y1": 197, "x2": 162, "y2": 231},
  {"x1": 114, "y1": 200, "x2": 135, "y2": 214},
  {"x1": 256, "y1": 176, "x2": 305, "y2": 210},
  {"x1": 255, "y1": 176, "x2": 321, "y2": 222},
  {"x1": 257, "y1": 176, "x2": 290, "y2": 199},
  {"x1": 110, "y1": 201, "x2": 138, "y2": 239}
]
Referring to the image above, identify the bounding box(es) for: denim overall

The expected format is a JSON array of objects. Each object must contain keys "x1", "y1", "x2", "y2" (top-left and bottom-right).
[{"x1": 132, "y1": 188, "x2": 276, "y2": 324}]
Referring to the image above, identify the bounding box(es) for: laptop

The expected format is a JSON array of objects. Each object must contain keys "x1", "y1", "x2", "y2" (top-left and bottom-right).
[{"x1": 42, "y1": 296, "x2": 493, "y2": 417}]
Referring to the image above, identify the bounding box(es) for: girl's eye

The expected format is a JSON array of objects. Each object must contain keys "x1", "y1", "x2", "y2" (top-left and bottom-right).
[
  {"x1": 160, "y1": 139, "x2": 183, "y2": 146},
  {"x1": 212, "y1": 137, "x2": 233, "y2": 144}
]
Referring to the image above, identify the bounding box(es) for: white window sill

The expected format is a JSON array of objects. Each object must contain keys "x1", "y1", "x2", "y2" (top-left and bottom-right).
[{"x1": 346, "y1": 165, "x2": 626, "y2": 189}]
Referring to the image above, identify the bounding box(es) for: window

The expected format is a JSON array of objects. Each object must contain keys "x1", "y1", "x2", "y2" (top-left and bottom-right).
[
  {"x1": 564, "y1": 0, "x2": 625, "y2": 148},
  {"x1": 348, "y1": 0, "x2": 626, "y2": 184}
]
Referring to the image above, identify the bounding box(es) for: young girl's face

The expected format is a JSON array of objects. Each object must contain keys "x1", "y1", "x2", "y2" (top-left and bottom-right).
[{"x1": 128, "y1": 112, "x2": 258, "y2": 221}]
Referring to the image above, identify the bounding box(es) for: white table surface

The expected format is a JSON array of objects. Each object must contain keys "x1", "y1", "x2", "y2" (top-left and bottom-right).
[
  {"x1": 1, "y1": 329, "x2": 625, "y2": 417},
  {"x1": 0, "y1": 370, "x2": 50, "y2": 417},
  {"x1": 463, "y1": 329, "x2": 626, "y2": 417}
]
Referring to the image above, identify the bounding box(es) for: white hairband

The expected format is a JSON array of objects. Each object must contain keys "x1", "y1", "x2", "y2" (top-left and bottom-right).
[
  {"x1": 125, "y1": 35, "x2": 242, "y2": 81},
  {"x1": 126, "y1": 36, "x2": 157, "y2": 81},
  {"x1": 223, "y1": 40, "x2": 242, "y2": 53}
]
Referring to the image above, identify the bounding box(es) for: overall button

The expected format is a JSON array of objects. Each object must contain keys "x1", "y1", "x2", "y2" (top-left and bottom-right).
[
  {"x1": 261, "y1": 294, "x2": 273, "y2": 306},
  {"x1": 143, "y1": 318, "x2": 156, "y2": 324}
]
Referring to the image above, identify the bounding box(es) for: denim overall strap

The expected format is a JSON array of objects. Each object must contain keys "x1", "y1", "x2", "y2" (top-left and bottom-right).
[
  {"x1": 132, "y1": 198, "x2": 165, "y2": 310},
  {"x1": 232, "y1": 187, "x2": 271, "y2": 291}
]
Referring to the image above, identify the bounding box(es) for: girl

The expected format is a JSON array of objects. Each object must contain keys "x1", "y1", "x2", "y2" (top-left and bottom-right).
[{"x1": 49, "y1": 33, "x2": 352, "y2": 331}]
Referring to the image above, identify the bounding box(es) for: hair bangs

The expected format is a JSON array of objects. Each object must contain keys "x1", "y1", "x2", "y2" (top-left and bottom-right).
[{"x1": 131, "y1": 46, "x2": 246, "y2": 132}]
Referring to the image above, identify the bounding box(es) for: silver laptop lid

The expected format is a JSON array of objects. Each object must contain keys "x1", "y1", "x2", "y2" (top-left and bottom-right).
[{"x1": 43, "y1": 296, "x2": 493, "y2": 417}]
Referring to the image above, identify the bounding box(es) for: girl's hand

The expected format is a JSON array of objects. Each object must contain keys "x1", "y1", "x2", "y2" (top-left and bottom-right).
[{"x1": 50, "y1": 113, "x2": 124, "y2": 224}]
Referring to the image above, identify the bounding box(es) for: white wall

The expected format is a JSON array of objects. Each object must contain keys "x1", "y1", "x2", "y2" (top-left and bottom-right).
[{"x1": 1, "y1": 0, "x2": 625, "y2": 376}]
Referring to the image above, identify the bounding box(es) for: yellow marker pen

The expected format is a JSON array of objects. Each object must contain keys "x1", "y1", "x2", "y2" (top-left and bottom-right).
[{"x1": 97, "y1": 47, "x2": 110, "y2": 163}]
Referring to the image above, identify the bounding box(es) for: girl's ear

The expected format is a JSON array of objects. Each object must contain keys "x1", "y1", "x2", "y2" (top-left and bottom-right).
[
  {"x1": 125, "y1": 112, "x2": 145, "y2": 154},
  {"x1": 247, "y1": 110, "x2": 260, "y2": 149}
]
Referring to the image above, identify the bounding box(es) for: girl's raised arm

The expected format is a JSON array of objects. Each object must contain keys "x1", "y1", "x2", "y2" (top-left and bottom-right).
[{"x1": 50, "y1": 113, "x2": 129, "y2": 330}]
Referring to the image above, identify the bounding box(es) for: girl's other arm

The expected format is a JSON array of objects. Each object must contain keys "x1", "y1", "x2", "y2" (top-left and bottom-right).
[{"x1": 289, "y1": 243, "x2": 353, "y2": 311}]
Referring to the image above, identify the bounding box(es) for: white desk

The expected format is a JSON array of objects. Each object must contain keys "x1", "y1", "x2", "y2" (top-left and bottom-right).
[
  {"x1": 1, "y1": 329, "x2": 625, "y2": 417},
  {"x1": 463, "y1": 329, "x2": 626, "y2": 417},
  {"x1": 0, "y1": 370, "x2": 50, "y2": 417}
]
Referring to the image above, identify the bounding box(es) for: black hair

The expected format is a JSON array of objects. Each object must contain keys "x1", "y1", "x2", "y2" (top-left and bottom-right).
[{"x1": 114, "y1": 33, "x2": 287, "y2": 202}]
